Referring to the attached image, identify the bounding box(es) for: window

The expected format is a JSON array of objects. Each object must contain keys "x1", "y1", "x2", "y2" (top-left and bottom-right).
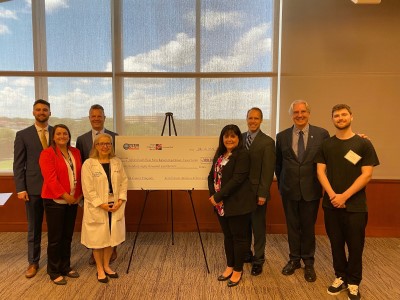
[{"x1": 0, "y1": 0, "x2": 276, "y2": 173}]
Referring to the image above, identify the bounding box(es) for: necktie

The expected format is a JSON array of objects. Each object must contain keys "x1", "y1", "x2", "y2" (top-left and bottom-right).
[
  {"x1": 40, "y1": 129, "x2": 48, "y2": 149},
  {"x1": 246, "y1": 134, "x2": 253, "y2": 150},
  {"x1": 297, "y1": 131, "x2": 305, "y2": 162}
]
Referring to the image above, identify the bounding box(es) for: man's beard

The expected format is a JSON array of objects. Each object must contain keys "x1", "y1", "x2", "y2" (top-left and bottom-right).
[
  {"x1": 35, "y1": 115, "x2": 49, "y2": 123},
  {"x1": 334, "y1": 122, "x2": 351, "y2": 130}
]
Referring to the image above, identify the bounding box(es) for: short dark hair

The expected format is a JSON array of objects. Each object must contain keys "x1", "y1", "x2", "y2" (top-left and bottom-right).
[
  {"x1": 215, "y1": 124, "x2": 243, "y2": 157},
  {"x1": 247, "y1": 107, "x2": 263, "y2": 120},
  {"x1": 33, "y1": 99, "x2": 50, "y2": 109},
  {"x1": 51, "y1": 124, "x2": 72, "y2": 148},
  {"x1": 331, "y1": 104, "x2": 352, "y2": 117}
]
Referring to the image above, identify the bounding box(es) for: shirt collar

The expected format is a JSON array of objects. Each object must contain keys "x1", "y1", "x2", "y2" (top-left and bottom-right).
[
  {"x1": 92, "y1": 128, "x2": 105, "y2": 135},
  {"x1": 293, "y1": 123, "x2": 309, "y2": 135},
  {"x1": 247, "y1": 129, "x2": 260, "y2": 138},
  {"x1": 34, "y1": 124, "x2": 49, "y2": 132}
]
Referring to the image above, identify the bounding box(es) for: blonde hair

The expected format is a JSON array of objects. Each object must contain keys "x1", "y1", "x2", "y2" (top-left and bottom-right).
[{"x1": 89, "y1": 133, "x2": 116, "y2": 159}]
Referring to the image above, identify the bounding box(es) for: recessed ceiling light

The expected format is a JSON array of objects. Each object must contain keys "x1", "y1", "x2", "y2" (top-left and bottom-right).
[{"x1": 351, "y1": 0, "x2": 381, "y2": 4}]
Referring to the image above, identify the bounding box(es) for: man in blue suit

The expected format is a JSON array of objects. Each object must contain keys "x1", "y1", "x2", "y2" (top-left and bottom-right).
[
  {"x1": 13, "y1": 99, "x2": 53, "y2": 278},
  {"x1": 76, "y1": 104, "x2": 118, "y2": 265},
  {"x1": 275, "y1": 100, "x2": 330, "y2": 283},
  {"x1": 243, "y1": 107, "x2": 275, "y2": 276}
]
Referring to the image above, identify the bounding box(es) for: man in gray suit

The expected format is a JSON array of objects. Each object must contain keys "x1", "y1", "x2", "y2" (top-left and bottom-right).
[
  {"x1": 76, "y1": 104, "x2": 118, "y2": 264},
  {"x1": 243, "y1": 107, "x2": 275, "y2": 276},
  {"x1": 275, "y1": 100, "x2": 330, "y2": 282},
  {"x1": 13, "y1": 99, "x2": 53, "y2": 278}
]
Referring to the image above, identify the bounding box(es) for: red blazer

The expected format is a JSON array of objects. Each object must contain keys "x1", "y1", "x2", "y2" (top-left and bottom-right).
[{"x1": 39, "y1": 146, "x2": 82, "y2": 200}]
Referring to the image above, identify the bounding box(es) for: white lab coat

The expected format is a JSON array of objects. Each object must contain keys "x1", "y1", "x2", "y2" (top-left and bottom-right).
[{"x1": 81, "y1": 157, "x2": 128, "y2": 248}]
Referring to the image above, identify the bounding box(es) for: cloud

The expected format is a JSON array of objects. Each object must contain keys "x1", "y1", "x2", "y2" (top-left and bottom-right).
[
  {"x1": 108, "y1": 33, "x2": 195, "y2": 72},
  {"x1": 202, "y1": 88, "x2": 271, "y2": 119},
  {"x1": 0, "y1": 24, "x2": 10, "y2": 35},
  {"x1": 203, "y1": 23, "x2": 271, "y2": 72},
  {"x1": 0, "y1": 86, "x2": 33, "y2": 116},
  {"x1": 46, "y1": 0, "x2": 69, "y2": 13},
  {"x1": 0, "y1": 7, "x2": 18, "y2": 20},
  {"x1": 185, "y1": 10, "x2": 244, "y2": 31},
  {"x1": 202, "y1": 10, "x2": 244, "y2": 31},
  {"x1": 13, "y1": 77, "x2": 34, "y2": 87},
  {"x1": 73, "y1": 79, "x2": 92, "y2": 86},
  {"x1": 25, "y1": 0, "x2": 69, "y2": 13},
  {"x1": 49, "y1": 88, "x2": 112, "y2": 118}
]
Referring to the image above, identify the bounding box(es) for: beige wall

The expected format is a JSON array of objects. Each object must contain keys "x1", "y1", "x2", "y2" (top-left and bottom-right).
[{"x1": 279, "y1": 0, "x2": 400, "y2": 179}]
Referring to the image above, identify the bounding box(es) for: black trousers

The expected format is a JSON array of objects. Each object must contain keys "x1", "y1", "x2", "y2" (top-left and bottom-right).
[
  {"x1": 282, "y1": 198, "x2": 320, "y2": 266},
  {"x1": 218, "y1": 213, "x2": 251, "y2": 272},
  {"x1": 25, "y1": 195, "x2": 45, "y2": 265},
  {"x1": 43, "y1": 200, "x2": 78, "y2": 280},
  {"x1": 246, "y1": 203, "x2": 267, "y2": 265},
  {"x1": 324, "y1": 208, "x2": 368, "y2": 285}
]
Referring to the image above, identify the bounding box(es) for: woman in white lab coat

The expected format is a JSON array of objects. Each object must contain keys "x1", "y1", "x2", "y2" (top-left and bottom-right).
[{"x1": 81, "y1": 133, "x2": 128, "y2": 283}]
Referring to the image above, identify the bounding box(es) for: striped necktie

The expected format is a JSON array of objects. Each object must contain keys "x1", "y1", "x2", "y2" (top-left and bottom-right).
[{"x1": 246, "y1": 134, "x2": 253, "y2": 150}]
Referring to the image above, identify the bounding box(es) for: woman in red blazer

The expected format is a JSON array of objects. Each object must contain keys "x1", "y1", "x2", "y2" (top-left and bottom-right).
[{"x1": 39, "y1": 124, "x2": 82, "y2": 285}]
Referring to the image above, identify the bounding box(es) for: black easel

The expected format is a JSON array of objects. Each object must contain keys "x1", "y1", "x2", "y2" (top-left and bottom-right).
[{"x1": 126, "y1": 112, "x2": 210, "y2": 274}]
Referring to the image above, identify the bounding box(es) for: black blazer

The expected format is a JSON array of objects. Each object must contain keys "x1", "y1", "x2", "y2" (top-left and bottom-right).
[
  {"x1": 76, "y1": 129, "x2": 118, "y2": 162},
  {"x1": 275, "y1": 124, "x2": 329, "y2": 201},
  {"x1": 208, "y1": 148, "x2": 257, "y2": 217},
  {"x1": 242, "y1": 130, "x2": 275, "y2": 201},
  {"x1": 13, "y1": 125, "x2": 54, "y2": 195}
]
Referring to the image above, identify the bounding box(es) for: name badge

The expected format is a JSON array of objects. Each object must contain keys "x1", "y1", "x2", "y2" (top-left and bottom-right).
[
  {"x1": 93, "y1": 171, "x2": 102, "y2": 177},
  {"x1": 344, "y1": 150, "x2": 361, "y2": 165}
]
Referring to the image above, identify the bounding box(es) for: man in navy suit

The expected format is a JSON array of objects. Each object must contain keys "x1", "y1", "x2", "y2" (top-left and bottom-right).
[
  {"x1": 275, "y1": 100, "x2": 330, "y2": 282},
  {"x1": 243, "y1": 107, "x2": 275, "y2": 276},
  {"x1": 13, "y1": 99, "x2": 53, "y2": 278},
  {"x1": 76, "y1": 104, "x2": 118, "y2": 265}
]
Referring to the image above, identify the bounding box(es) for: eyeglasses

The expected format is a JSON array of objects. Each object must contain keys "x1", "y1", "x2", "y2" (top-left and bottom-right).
[{"x1": 96, "y1": 142, "x2": 112, "y2": 147}]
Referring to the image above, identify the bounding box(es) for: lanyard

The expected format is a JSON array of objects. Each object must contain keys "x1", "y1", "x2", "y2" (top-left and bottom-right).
[{"x1": 62, "y1": 150, "x2": 76, "y2": 185}]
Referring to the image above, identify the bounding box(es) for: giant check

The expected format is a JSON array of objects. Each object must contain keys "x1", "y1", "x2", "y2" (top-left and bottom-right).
[{"x1": 115, "y1": 136, "x2": 218, "y2": 190}]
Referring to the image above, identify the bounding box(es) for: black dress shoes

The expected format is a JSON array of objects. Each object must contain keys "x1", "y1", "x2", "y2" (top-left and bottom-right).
[
  {"x1": 97, "y1": 273, "x2": 109, "y2": 283},
  {"x1": 304, "y1": 265, "x2": 317, "y2": 282},
  {"x1": 251, "y1": 264, "x2": 263, "y2": 276},
  {"x1": 282, "y1": 260, "x2": 301, "y2": 275},
  {"x1": 227, "y1": 272, "x2": 243, "y2": 287},
  {"x1": 105, "y1": 272, "x2": 119, "y2": 279},
  {"x1": 217, "y1": 272, "x2": 233, "y2": 281}
]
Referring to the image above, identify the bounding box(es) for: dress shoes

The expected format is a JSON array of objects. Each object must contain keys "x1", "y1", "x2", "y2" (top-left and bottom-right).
[
  {"x1": 89, "y1": 253, "x2": 96, "y2": 266},
  {"x1": 53, "y1": 276, "x2": 67, "y2": 285},
  {"x1": 304, "y1": 265, "x2": 317, "y2": 282},
  {"x1": 227, "y1": 272, "x2": 243, "y2": 287},
  {"x1": 97, "y1": 273, "x2": 109, "y2": 284},
  {"x1": 66, "y1": 270, "x2": 80, "y2": 278},
  {"x1": 25, "y1": 264, "x2": 38, "y2": 278},
  {"x1": 105, "y1": 272, "x2": 119, "y2": 279},
  {"x1": 110, "y1": 248, "x2": 117, "y2": 264},
  {"x1": 217, "y1": 272, "x2": 233, "y2": 281},
  {"x1": 282, "y1": 260, "x2": 301, "y2": 276},
  {"x1": 251, "y1": 264, "x2": 263, "y2": 276}
]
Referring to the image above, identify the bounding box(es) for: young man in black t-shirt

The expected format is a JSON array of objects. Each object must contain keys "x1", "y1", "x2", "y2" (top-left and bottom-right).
[{"x1": 316, "y1": 104, "x2": 379, "y2": 300}]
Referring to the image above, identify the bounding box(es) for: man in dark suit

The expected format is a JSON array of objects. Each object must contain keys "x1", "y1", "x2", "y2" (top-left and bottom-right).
[
  {"x1": 275, "y1": 100, "x2": 330, "y2": 282},
  {"x1": 243, "y1": 107, "x2": 275, "y2": 276},
  {"x1": 76, "y1": 104, "x2": 118, "y2": 265},
  {"x1": 13, "y1": 99, "x2": 53, "y2": 278}
]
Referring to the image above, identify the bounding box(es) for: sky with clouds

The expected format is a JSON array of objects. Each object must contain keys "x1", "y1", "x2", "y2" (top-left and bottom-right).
[{"x1": 0, "y1": 0, "x2": 274, "y2": 120}]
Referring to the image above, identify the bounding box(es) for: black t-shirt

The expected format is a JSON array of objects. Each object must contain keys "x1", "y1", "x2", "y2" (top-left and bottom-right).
[{"x1": 315, "y1": 135, "x2": 379, "y2": 212}]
